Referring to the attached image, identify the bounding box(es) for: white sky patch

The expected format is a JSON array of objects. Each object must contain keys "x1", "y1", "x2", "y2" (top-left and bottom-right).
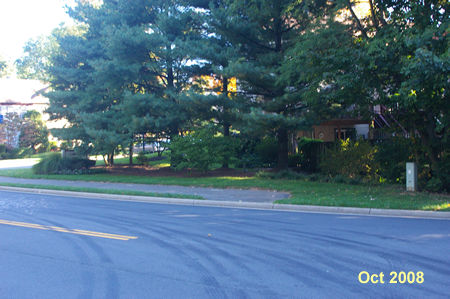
[{"x1": 0, "y1": 0, "x2": 75, "y2": 60}]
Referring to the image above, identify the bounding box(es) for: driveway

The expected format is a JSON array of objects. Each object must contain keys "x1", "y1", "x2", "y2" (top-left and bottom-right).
[{"x1": 0, "y1": 158, "x2": 39, "y2": 169}]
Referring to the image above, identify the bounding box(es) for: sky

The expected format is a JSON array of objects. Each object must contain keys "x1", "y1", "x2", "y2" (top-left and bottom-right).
[
  {"x1": 0, "y1": 0, "x2": 371, "y2": 62},
  {"x1": 0, "y1": 0, "x2": 75, "y2": 61}
]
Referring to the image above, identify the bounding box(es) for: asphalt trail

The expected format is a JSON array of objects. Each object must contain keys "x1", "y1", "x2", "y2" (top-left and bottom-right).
[{"x1": 0, "y1": 176, "x2": 289, "y2": 202}]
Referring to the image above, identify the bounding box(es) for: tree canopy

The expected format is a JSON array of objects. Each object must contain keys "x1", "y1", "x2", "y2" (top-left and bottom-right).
[
  {"x1": 0, "y1": 56, "x2": 12, "y2": 78},
  {"x1": 19, "y1": 110, "x2": 50, "y2": 153},
  {"x1": 32, "y1": 0, "x2": 447, "y2": 178}
]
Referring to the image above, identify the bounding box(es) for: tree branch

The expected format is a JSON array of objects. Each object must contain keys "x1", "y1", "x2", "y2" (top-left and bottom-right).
[
  {"x1": 347, "y1": 0, "x2": 369, "y2": 39},
  {"x1": 368, "y1": 0, "x2": 379, "y2": 29},
  {"x1": 234, "y1": 31, "x2": 277, "y2": 52},
  {"x1": 374, "y1": 0, "x2": 388, "y2": 26}
]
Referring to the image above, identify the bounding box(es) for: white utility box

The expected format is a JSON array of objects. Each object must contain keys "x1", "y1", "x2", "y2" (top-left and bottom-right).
[{"x1": 406, "y1": 162, "x2": 417, "y2": 192}]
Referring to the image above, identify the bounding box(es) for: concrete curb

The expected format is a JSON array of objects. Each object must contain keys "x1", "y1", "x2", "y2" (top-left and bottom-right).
[{"x1": 1, "y1": 186, "x2": 449, "y2": 220}]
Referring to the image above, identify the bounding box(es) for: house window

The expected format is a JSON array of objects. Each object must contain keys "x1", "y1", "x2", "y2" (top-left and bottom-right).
[{"x1": 335, "y1": 128, "x2": 356, "y2": 141}]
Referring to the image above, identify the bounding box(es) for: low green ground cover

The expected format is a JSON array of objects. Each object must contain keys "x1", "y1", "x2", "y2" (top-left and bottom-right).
[
  {"x1": 0, "y1": 168, "x2": 448, "y2": 211},
  {"x1": 0, "y1": 182, "x2": 203, "y2": 200}
]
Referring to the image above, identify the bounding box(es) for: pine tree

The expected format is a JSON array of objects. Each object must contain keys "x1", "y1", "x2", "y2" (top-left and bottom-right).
[
  {"x1": 47, "y1": 0, "x2": 206, "y2": 164},
  {"x1": 209, "y1": 0, "x2": 327, "y2": 169},
  {"x1": 112, "y1": 0, "x2": 204, "y2": 140},
  {"x1": 45, "y1": 5, "x2": 126, "y2": 165},
  {"x1": 182, "y1": 1, "x2": 242, "y2": 168}
]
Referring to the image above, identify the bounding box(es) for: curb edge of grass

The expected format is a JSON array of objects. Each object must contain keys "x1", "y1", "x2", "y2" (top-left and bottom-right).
[{"x1": 1, "y1": 186, "x2": 449, "y2": 220}]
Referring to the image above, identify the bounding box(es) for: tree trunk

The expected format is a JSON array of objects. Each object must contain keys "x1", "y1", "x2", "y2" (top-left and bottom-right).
[
  {"x1": 166, "y1": 50, "x2": 175, "y2": 90},
  {"x1": 374, "y1": 0, "x2": 388, "y2": 26},
  {"x1": 222, "y1": 122, "x2": 230, "y2": 169},
  {"x1": 222, "y1": 76, "x2": 230, "y2": 169},
  {"x1": 129, "y1": 141, "x2": 133, "y2": 165},
  {"x1": 274, "y1": 2, "x2": 282, "y2": 52},
  {"x1": 277, "y1": 128, "x2": 289, "y2": 169},
  {"x1": 411, "y1": 129, "x2": 421, "y2": 166},
  {"x1": 224, "y1": 123, "x2": 230, "y2": 137},
  {"x1": 274, "y1": 8, "x2": 288, "y2": 170},
  {"x1": 421, "y1": 113, "x2": 441, "y2": 178},
  {"x1": 108, "y1": 149, "x2": 114, "y2": 166}
]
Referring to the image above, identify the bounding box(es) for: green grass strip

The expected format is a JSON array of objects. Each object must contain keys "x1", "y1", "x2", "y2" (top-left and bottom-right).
[
  {"x1": 0, "y1": 182, "x2": 204, "y2": 200},
  {"x1": 0, "y1": 168, "x2": 448, "y2": 211}
]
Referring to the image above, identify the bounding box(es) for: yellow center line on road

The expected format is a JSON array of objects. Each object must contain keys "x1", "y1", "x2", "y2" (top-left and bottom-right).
[{"x1": 0, "y1": 219, "x2": 138, "y2": 241}]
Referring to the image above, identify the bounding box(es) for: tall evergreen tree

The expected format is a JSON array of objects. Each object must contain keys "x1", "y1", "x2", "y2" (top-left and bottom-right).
[
  {"x1": 112, "y1": 0, "x2": 204, "y2": 141},
  {"x1": 45, "y1": 9, "x2": 124, "y2": 164},
  {"x1": 46, "y1": 0, "x2": 204, "y2": 164},
  {"x1": 210, "y1": 0, "x2": 327, "y2": 169},
  {"x1": 182, "y1": 1, "x2": 242, "y2": 168}
]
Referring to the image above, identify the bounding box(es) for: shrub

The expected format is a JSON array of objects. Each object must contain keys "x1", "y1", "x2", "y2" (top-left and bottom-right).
[
  {"x1": 305, "y1": 173, "x2": 322, "y2": 182},
  {"x1": 136, "y1": 152, "x2": 150, "y2": 165},
  {"x1": 232, "y1": 135, "x2": 281, "y2": 169},
  {"x1": 233, "y1": 136, "x2": 263, "y2": 169},
  {"x1": 60, "y1": 157, "x2": 96, "y2": 170},
  {"x1": 295, "y1": 138, "x2": 324, "y2": 172},
  {"x1": 48, "y1": 141, "x2": 59, "y2": 152},
  {"x1": 256, "y1": 169, "x2": 308, "y2": 180},
  {"x1": 332, "y1": 174, "x2": 348, "y2": 184},
  {"x1": 0, "y1": 144, "x2": 9, "y2": 159},
  {"x1": 424, "y1": 177, "x2": 443, "y2": 193},
  {"x1": 320, "y1": 139, "x2": 379, "y2": 181},
  {"x1": 32, "y1": 152, "x2": 95, "y2": 174},
  {"x1": 169, "y1": 126, "x2": 232, "y2": 172},
  {"x1": 254, "y1": 136, "x2": 278, "y2": 167},
  {"x1": 375, "y1": 138, "x2": 449, "y2": 192},
  {"x1": 32, "y1": 153, "x2": 62, "y2": 174},
  {"x1": 375, "y1": 138, "x2": 413, "y2": 184},
  {"x1": 434, "y1": 150, "x2": 449, "y2": 192},
  {"x1": 288, "y1": 153, "x2": 302, "y2": 168},
  {"x1": 234, "y1": 152, "x2": 262, "y2": 169},
  {"x1": 0, "y1": 146, "x2": 30, "y2": 160},
  {"x1": 255, "y1": 169, "x2": 371, "y2": 185}
]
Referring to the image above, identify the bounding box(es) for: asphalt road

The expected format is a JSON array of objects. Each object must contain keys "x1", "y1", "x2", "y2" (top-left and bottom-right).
[{"x1": 0, "y1": 190, "x2": 449, "y2": 298}]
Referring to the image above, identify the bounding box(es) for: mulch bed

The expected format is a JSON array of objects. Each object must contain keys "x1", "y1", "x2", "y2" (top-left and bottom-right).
[{"x1": 96, "y1": 164, "x2": 256, "y2": 178}]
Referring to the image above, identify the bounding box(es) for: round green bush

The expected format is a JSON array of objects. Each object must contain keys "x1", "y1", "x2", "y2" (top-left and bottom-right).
[{"x1": 32, "y1": 153, "x2": 95, "y2": 174}]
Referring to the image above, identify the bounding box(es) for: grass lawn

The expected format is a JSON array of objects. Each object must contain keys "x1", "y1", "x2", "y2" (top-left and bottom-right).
[
  {"x1": 93, "y1": 153, "x2": 170, "y2": 168},
  {"x1": 0, "y1": 182, "x2": 203, "y2": 200},
  {"x1": 23, "y1": 152, "x2": 168, "y2": 167},
  {"x1": 0, "y1": 168, "x2": 448, "y2": 211}
]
